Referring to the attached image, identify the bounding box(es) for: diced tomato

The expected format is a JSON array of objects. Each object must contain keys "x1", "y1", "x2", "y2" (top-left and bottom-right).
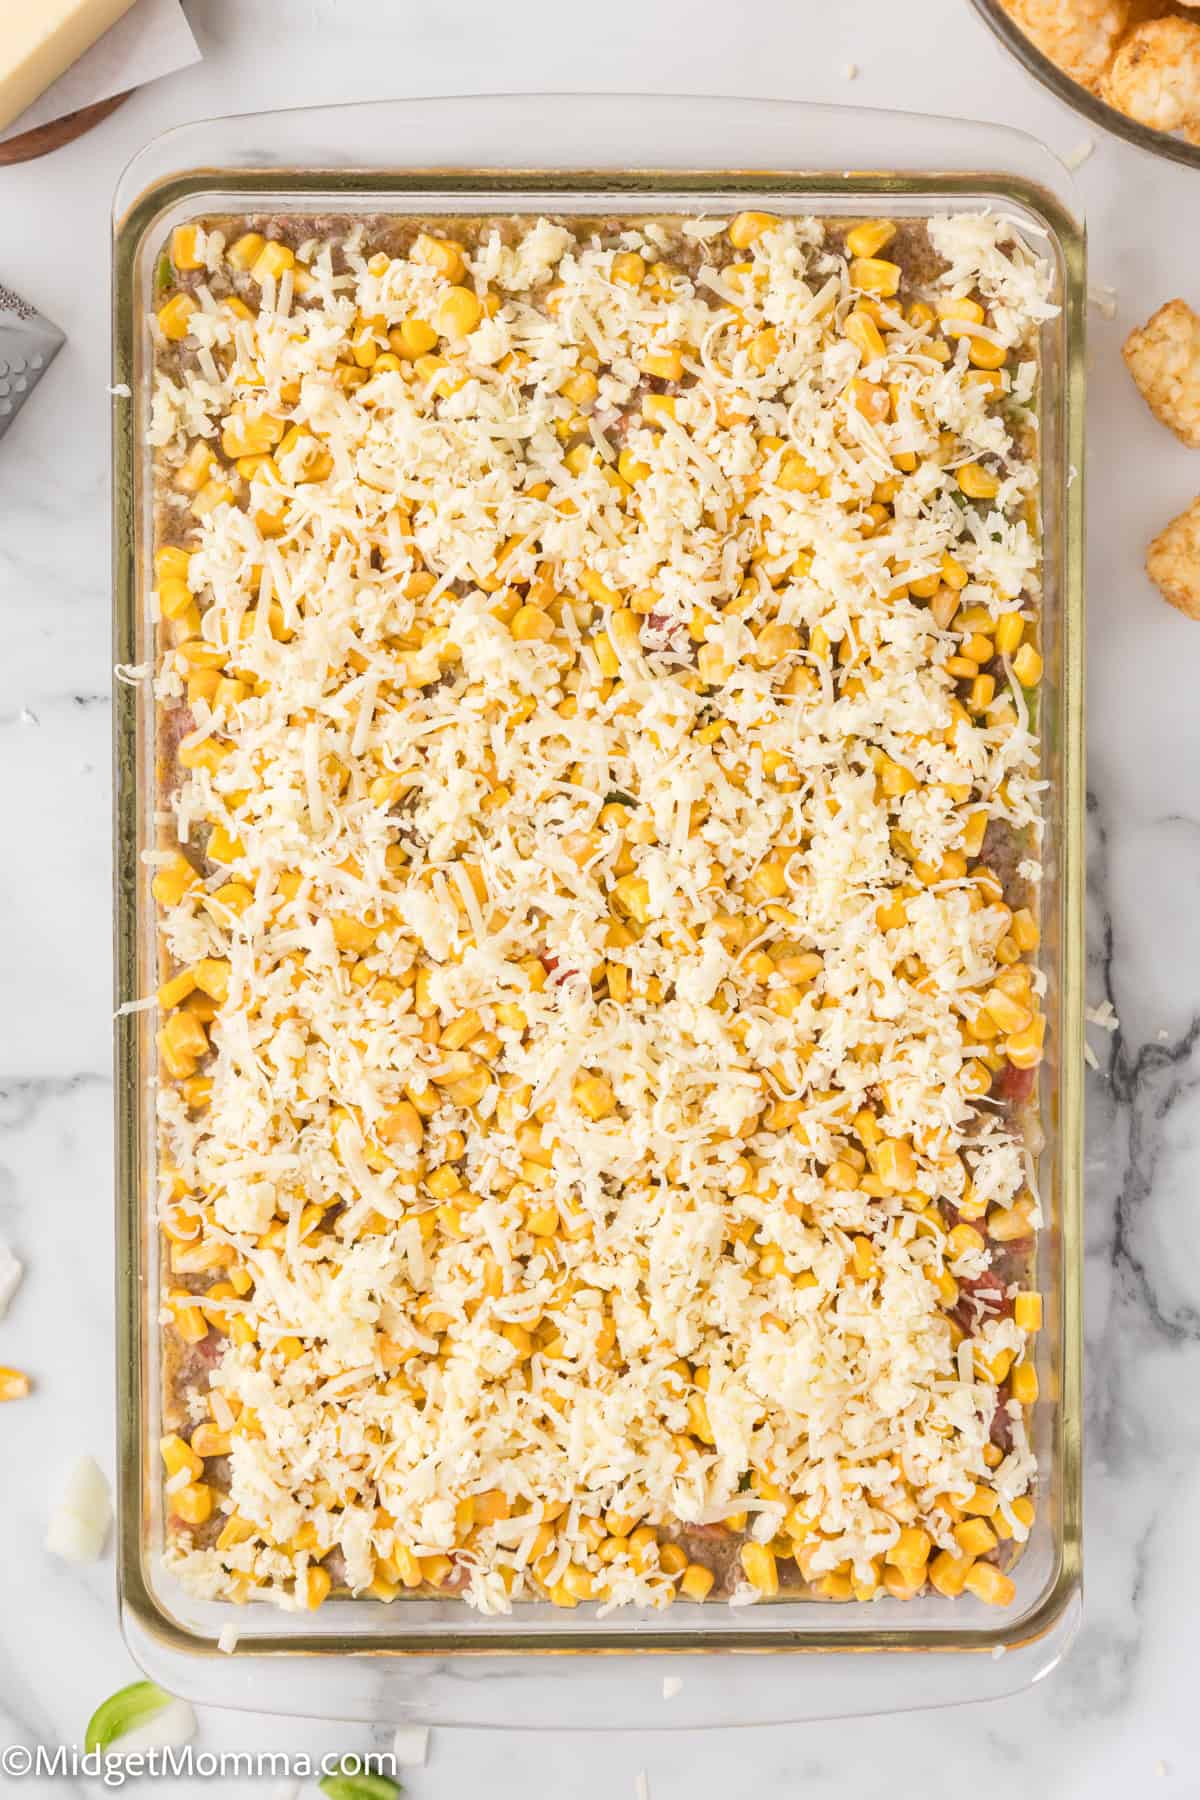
[
  {"x1": 994, "y1": 1061, "x2": 1036, "y2": 1108},
  {"x1": 541, "y1": 951, "x2": 579, "y2": 986}
]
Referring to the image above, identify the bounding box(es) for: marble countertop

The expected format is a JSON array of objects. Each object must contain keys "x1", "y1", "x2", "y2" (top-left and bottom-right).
[{"x1": 2, "y1": 0, "x2": 1198, "y2": 1792}]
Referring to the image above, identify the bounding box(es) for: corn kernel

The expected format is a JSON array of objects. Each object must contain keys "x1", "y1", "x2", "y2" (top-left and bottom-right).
[
  {"x1": 739, "y1": 1541, "x2": 779, "y2": 1596},
  {"x1": 849, "y1": 257, "x2": 902, "y2": 297},
  {"x1": 1014, "y1": 1290, "x2": 1043, "y2": 1332},
  {"x1": 1010, "y1": 1359, "x2": 1039, "y2": 1406},
  {"x1": 641, "y1": 345, "x2": 684, "y2": 381},
  {"x1": 680, "y1": 1561, "x2": 714, "y2": 1601},
  {"x1": 845, "y1": 219, "x2": 897, "y2": 260},
  {"x1": 411, "y1": 234, "x2": 466, "y2": 281},
  {"x1": 954, "y1": 1517, "x2": 998, "y2": 1557},
  {"x1": 250, "y1": 240, "x2": 295, "y2": 284},
  {"x1": 1013, "y1": 643, "x2": 1043, "y2": 686},
  {"x1": 957, "y1": 461, "x2": 1000, "y2": 500},
  {"x1": 436, "y1": 285, "x2": 483, "y2": 338},
  {"x1": 157, "y1": 293, "x2": 196, "y2": 341},
  {"x1": 928, "y1": 1550, "x2": 974, "y2": 1597},
  {"x1": 728, "y1": 211, "x2": 778, "y2": 249},
  {"x1": 173, "y1": 1482, "x2": 213, "y2": 1526},
  {"x1": 994, "y1": 612, "x2": 1025, "y2": 655},
  {"x1": 963, "y1": 1562, "x2": 1015, "y2": 1606},
  {"x1": 160, "y1": 1433, "x2": 204, "y2": 1480}
]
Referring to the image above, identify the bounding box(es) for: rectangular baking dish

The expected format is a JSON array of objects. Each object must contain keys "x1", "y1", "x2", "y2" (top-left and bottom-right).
[{"x1": 112, "y1": 94, "x2": 1085, "y2": 1723}]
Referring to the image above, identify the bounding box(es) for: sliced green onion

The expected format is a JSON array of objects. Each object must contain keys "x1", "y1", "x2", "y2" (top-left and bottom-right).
[
  {"x1": 603, "y1": 790, "x2": 636, "y2": 807},
  {"x1": 319, "y1": 1756, "x2": 402, "y2": 1800},
  {"x1": 155, "y1": 252, "x2": 173, "y2": 294},
  {"x1": 85, "y1": 1681, "x2": 172, "y2": 1753}
]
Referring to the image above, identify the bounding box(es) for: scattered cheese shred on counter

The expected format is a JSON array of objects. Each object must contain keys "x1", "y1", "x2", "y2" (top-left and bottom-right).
[
  {"x1": 148, "y1": 208, "x2": 1052, "y2": 1618},
  {"x1": 0, "y1": 1241, "x2": 22, "y2": 1318}
]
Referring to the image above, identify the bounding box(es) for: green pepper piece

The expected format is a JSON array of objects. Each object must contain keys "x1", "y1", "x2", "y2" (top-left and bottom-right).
[
  {"x1": 319, "y1": 1757, "x2": 402, "y2": 1800},
  {"x1": 84, "y1": 1681, "x2": 172, "y2": 1753}
]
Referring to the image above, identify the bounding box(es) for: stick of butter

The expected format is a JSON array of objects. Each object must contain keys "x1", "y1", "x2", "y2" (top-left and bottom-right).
[{"x1": 0, "y1": 0, "x2": 138, "y2": 135}]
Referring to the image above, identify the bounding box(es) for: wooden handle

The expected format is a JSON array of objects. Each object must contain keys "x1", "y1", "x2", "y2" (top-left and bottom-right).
[{"x1": 0, "y1": 90, "x2": 130, "y2": 167}]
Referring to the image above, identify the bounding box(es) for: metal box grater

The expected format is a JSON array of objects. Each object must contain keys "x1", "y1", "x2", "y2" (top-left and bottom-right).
[{"x1": 0, "y1": 283, "x2": 64, "y2": 437}]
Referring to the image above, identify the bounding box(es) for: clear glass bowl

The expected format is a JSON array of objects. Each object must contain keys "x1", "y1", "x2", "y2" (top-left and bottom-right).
[{"x1": 970, "y1": 0, "x2": 1200, "y2": 171}]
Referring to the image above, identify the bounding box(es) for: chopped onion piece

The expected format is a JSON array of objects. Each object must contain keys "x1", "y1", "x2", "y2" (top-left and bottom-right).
[{"x1": 46, "y1": 1456, "x2": 112, "y2": 1563}]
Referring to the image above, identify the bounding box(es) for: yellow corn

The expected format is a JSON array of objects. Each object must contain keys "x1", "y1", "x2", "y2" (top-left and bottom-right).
[
  {"x1": 573, "y1": 1073, "x2": 616, "y2": 1120},
  {"x1": 641, "y1": 345, "x2": 684, "y2": 381},
  {"x1": 249, "y1": 240, "x2": 295, "y2": 284},
  {"x1": 1011, "y1": 1497, "x2": 1035, "y2": 1532},
  {"x1": 1012, "y1": 643, "x2": 1043, "y2": 686},
  {"x1": 1014, "y1": 1290, "x2": 1043, "y2": 1332},
  {"x1": 969, "y1": 336, "x2": 1008, "y2": 370},
  {"x1": 946, "y1": 1222, "x2": 986, "y2": 1259},
  {"x1": 887, "y1": 1526, "x2": 931, "y2": 1571},
  {"x1": 983, "y1": 986, "x2": 1033, "y2": 1035},
  {"x1": 1010, "y1": 908, "x2": 1040, "y2": 952},
  {"x1": 988, "y1": 1201, "x2": 1034, "y2": 1249},
  {"x1": 157, "y1": 293, "x2": 196, "y2": 341},
  {"x1": 850, "y1": 377, "x2": 889, "y2": 423},
  {"x1": 680, "y1": 1561, "x2": 714, "y2": 1601},
  {"x1": 875, "y1": 1137, "x2": 916, "y2": 1192},
  {"x1": 173, "y1": 1482, "x2": 213, "y2": 1526},
  {"x1": 963, "y1": 1562, "x2": 1015, "y2": 1606},
  {"x1": 928, "y1": 1550, "x2": 974, "y2": 1598},
  {"x1": 378, "y1": 1101, "x2": 424, "y2": 1150},
  {"x1": 227, "y1": 232, "x2": 265, "y2": 271},
  {"x1": 957, "y1": 462, "x2": 1000, "y2": 500},
  {"x1": 215, "y1": 1514, "x2": 256, "y2": 1552},
  {"x1": 160, "y1": 1433, "x2": 204, "y2": 1480},
  {"x1": 993, "y1": 612, "x2": 1025, "y2": 655},
  {"x1": 392, "y1": 316, "x2": 439, "y2": 357},
  {"x1": 776, "y1": 450, "x2": 821, "y2": 493},
  {"x1": 954, "y1": 1517, "x2": 998, "y2": 1557},
  {"x1": 155, "y1": 546, "x2": 192, "y2": 583},
  {"x1": 739, "y1": 1542, "x2": 779, "y2": 1596},
  {"x1": 882, "y1": 1564, "x2": 924, "y2": 1601},
  {"x1": 937, "y1": 296, "x2": 985, "y2": 333},
  {"x1": 612, "y1": 251, "x2": 646, "y2": 285},
  {"x1": 436, "y1": 285, "x2": 483, "y2": 338},
  {"x1": 0, "y1": 1365, "x2": 29, "y2": 1403},
  {"x1": 1004, "y1": 1014, "x2": 1045, "y2": 1071},
  {"x1": 190, "y1": 1423, "x2": 231, "y2": 1458},
  {"x1": 411, "y1": 233, "x2": 466, "y2": 281},
  {"x1": 844, "y1": 308, "x2": 887, "y2": 362},
  {"x1": 849, "y1": 257, "x2": 902, "y2": 297},
  {"x1": 170, "y1": 225, "x2": 203, "y2": 270},
  {"x1": 845, "y1": 219, "x2": 896, "y2": 260},
  {"x1": 1010, "y1": 1359, "x2": 1039, "y2": 1406},
  {"x1": 728, "y1": 211, "x2": 778, "y2": 249},
  {"x1": 302, "y1": 1565, "x2": 333, "y2": 1609},
  {"x1": 158, "y1": 1009, "x2": 208, "y2": 1078}
]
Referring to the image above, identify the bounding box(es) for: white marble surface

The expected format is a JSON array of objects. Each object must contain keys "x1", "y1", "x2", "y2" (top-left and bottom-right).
[{"x1": 2, "y1": 0, "x2": 1198, "y2": 1792}]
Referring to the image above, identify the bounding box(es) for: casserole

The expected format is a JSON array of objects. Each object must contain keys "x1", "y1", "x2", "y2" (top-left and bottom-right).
[{"x1": 112, "y1": 94, "x2": 1084, "y2": 1724}]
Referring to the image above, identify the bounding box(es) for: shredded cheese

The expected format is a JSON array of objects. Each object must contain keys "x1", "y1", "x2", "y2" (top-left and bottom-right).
[{"x1": 149, "y1": 209, "x2": 1050, "y2": 1616}]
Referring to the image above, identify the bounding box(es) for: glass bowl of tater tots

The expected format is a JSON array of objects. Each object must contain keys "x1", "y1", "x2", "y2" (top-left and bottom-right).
[{"x1": 971, "y1": 0, "x2": 1200, "y2": 169}]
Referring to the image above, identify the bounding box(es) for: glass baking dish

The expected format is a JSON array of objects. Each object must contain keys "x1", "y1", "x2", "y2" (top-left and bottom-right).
[{"x1": 112, "y1": 94, "x2": 1085, "y2": 1725}]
